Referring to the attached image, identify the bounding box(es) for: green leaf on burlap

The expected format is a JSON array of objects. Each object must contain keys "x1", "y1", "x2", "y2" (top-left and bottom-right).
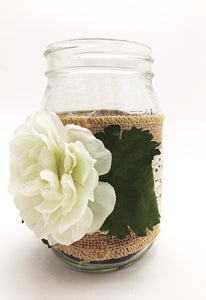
[{"x1": 95, "y1": 125, "x2": 161, "y2": 239}]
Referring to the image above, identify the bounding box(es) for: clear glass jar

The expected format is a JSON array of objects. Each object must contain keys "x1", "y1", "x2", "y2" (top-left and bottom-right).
[{"x1": 42, "y1": 38, "x2": 164, "y2": 272}]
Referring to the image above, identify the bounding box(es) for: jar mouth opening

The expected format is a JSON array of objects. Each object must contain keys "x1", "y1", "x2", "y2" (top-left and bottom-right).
[{"x1": 44, "y1": 38, "x2": 153, "y2": 62}]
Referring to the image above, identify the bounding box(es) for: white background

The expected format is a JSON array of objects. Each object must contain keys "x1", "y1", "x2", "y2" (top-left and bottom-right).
[{"x1": 1, "y1": 1, "x2": 206, "y2": 299}]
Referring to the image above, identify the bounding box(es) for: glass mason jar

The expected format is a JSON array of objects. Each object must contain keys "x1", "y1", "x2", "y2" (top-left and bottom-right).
[{"x1": 42, "y1": 38, "x2": 164, "y2": 272}]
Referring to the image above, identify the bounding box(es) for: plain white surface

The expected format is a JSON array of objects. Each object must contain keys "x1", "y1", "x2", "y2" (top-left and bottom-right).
[{"x1": 1, "y1": 1, "x2": 206, "y2": 299}]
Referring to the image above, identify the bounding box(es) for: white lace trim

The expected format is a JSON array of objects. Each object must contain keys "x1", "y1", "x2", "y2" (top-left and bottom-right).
[{"x1": 152, "y1": 151, "x2": 163, "y2": 213}]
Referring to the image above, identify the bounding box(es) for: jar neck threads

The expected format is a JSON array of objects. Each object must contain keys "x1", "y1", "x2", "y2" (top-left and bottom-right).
[{"x1": 44, "y1": 38, "x2": 153, "y2": 79}]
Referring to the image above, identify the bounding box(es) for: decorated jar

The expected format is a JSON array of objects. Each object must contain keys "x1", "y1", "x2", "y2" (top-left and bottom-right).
[{"x1": 9, "y1": 38, "x2": 164, "y2": 272}]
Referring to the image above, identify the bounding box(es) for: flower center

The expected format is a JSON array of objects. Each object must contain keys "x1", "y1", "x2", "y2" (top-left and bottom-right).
[{"x1": 55, "y1": 148, "x2": 65, "y2": 181}]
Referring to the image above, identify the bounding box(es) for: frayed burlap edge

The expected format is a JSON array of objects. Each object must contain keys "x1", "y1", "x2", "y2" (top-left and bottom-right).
[
  {"x1": 60, "y1": 113, "x2": 164, "y2": 143},
  {"x1": 56, "y1": 113, "x2": 164, "y2": 262},
  {"x1": 56, "y1": 225, "x2": 160, "y2": 263}
]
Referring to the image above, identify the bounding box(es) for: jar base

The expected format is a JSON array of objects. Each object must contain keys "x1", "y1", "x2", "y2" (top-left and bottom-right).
[{"x1": 52, "y1": 241, "x2": 154, "y2": 273}]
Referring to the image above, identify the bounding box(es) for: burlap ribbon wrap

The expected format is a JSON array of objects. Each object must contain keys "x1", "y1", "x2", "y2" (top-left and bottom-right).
[{"x1": 55, "y1": 113, "x2": 164, "y2": 263}]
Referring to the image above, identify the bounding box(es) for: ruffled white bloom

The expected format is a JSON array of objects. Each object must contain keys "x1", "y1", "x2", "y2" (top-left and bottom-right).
[{"x1": 8, "y1": 111, "x2": 116, "y2": 245}]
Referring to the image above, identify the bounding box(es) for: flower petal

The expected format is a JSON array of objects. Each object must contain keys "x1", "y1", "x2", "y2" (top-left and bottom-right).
[
  {"x1": 14, "y1": 195, "x2": 42, "y2": 211},
  {"x1": 35, "y1": 200, "x2": 61, "y2": 213},
  {"x1": 9, "y1": 179, "x2": 41, "y2": 197},
  {"x1": 32, "y1": 219, "x2": 45, "y2": 239},
  {"x1": 88, "y1": 182, "x2": 116, "y2": 233},
  {"x1": 69, "y1": 141, "x2": 97, "y2": 186},
  {"x1": 64, "y1": 142, "x2": 76, "y2": 173},
  {"x1": 57, "y1": 183, "x2": 89, "y2": 234},
  {"x1": 65, "y1": 124, "x2": 112, "y2": 175},
  {"x1": 39, "y1": 146, "x2": 56, "y2": 172},
  {"x1": 61, "y1": 174, "x2": 78, "y2": 215},
  {"x1": 32, "y1": 111, "x2": 67, "y2": 144},
  {"x1": 19, "y1": 206, "x2": 45, "y2": 239},
  {"x1": 40, "y1": 169, "x2": 59, "y2": 191},
  {"x1": 40, "y1": 190, "x2": 62, "y2": 202},
  {"x1": 50, "y1": 207, "x2": 93, "y2": 245}
]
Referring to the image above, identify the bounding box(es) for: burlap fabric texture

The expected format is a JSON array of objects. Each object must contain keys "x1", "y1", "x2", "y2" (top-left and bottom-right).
[{"x1": 55, "y1": 113, "x2": 164, "y2": 263}]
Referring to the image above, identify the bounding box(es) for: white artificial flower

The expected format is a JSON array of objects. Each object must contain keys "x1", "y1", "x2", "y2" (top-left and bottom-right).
[{"x1": 9, "y1": 111, "x2": 116, "y2": 245}]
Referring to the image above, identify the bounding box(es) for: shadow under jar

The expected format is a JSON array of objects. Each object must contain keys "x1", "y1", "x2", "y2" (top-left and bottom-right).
[{"x1": 42, "y1": 38, "x2": 164, "y2": 272}]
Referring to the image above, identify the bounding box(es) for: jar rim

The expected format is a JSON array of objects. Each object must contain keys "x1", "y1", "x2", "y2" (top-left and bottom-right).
[{"x1": 44, "y1": 38, "x2": 152, "y2": 61}]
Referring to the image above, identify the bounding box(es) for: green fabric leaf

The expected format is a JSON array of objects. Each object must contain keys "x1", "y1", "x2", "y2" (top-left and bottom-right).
[{"x1": 95, "y1": 125, "x2": 161, "y2": 239}]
